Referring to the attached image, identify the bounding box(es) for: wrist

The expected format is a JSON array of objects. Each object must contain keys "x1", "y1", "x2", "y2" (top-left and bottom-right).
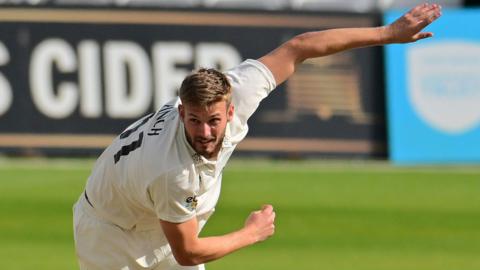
[
  {"x1": 240, "y1": 225, "x2": 258, "y2": 245},
  {"x1": 378, "y1": 26, "x2": 393, "y2": 44}
]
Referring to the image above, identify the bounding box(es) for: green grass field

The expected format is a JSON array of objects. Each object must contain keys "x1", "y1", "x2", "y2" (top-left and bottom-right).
[{"x1": 1, "y1": 158, "x2": 480, "y2": 270}]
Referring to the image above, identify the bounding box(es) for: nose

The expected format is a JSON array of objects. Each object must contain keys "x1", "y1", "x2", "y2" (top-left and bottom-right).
[{"x1": 198, "y1": 123, "x2": 212, "y2": 138}]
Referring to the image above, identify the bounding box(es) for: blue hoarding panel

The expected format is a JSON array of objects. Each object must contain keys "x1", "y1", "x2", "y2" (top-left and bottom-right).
[{"x1": 384, "y1": 8, "x2": 480, "y2": 164}]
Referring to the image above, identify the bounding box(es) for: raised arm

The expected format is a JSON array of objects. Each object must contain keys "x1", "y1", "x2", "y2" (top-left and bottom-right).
[
  {"x1": 160, "y1": 205, "x2": 275, "y2": 266},
  {"x1": 259, "y1": 3, "x2": 442, "y2": 85}
]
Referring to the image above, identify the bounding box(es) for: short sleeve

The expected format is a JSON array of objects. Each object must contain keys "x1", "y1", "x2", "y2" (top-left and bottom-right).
[
  {"x1": 147, "y1": 169, "x2": 196, "y2": 223},
  {"x1": 226, "y1": 59, "x2": 276, "y2": 129}
]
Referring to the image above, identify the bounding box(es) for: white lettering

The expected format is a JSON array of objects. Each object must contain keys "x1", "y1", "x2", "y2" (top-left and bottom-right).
[
  {"x1": 0, "y1": 42, "x2": 12, "y2": 116},
  {"x1": 104, "y1": 41, "x2": 152, "y2": 118},
  {"x1": 152, "y1": 42, "x2": 192, "y2": 109},
  {"x1": 26, "y1": 39, "x2": 242, "y2": 119},
  {"x1": 30, "y1": 39, "x2": 78, "y2": 119},
  {"x1": 195, "y1": 43, "x2": 242, "y2": 70},
  {"x1": 78, "y1": 40, "x2": 102, "y2": 118}
]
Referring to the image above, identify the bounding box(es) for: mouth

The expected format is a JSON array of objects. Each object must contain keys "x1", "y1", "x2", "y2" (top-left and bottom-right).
[{"x1": 196, "y1": 138, "x2": 215, "y2": 147}]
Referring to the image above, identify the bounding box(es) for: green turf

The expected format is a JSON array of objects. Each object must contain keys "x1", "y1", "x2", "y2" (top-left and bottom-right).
[{"x1": 0, "y1": 158, "x2": 479, "y2": 270}]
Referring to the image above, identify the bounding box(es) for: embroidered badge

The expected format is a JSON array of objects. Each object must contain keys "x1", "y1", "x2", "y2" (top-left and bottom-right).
[{"x1": 184, "y1": 196, "x2": 198, "y2": 211}]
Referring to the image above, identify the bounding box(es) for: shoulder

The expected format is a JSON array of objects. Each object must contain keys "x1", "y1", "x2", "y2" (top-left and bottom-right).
[
  {"x1": 225, "y1": 59, "x2": 276, "y2": 90},
  {"x1": 223, "y1": 59, "x2": 277, "y2": 136}
]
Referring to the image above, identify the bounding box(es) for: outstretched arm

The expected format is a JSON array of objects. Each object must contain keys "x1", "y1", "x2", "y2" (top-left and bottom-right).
[{"x1": 259, "y1": 3, "x2": 442, "y2": 85}]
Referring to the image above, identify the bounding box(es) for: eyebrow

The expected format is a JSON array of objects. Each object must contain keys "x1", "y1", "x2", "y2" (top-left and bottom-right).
[{"x1": 187, "y1": 113, "x2": 222, "y2": 118}]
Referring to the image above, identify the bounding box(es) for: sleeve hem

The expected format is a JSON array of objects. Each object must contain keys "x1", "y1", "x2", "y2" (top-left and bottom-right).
[
  {"x1": 244, "y1": 59, "x2": 277, "y2": 91},
  {"x1": 158, "y1": 212, "x2": 196, "y2": 224}
]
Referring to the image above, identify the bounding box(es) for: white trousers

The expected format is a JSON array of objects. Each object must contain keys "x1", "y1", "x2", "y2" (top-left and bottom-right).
[{"x1": 73, "y1": 195, "x2": 205, "y2": 270}]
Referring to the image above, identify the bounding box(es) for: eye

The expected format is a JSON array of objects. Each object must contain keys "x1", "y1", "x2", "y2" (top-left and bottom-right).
[
  {"x1": 209, "y1": 118, "x2": 221, "y2": 126},
  {"x1": 189, "y1": 118, "x2": 200, "y2": 124}
]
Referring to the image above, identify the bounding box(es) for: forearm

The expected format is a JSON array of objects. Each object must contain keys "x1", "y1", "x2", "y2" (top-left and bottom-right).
[
  {"x1": 292, "y1": 26, "x2": 388, "y2": 63},
  {"x1": 260, "y1": 26, "x2": 389, "y2": 85},
  {"x1": 176, "y1": 227, "x2": 256, "y2": 266},
  {"x1": 164, "y1": 206, "x2": 275, "y2": 266}
]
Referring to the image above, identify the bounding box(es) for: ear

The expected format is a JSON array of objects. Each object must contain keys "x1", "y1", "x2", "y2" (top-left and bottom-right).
[
  {"x1": 178, "y1": 104, "x2": 185, "y2": 121},
  {"x1": 227, "y1": 104, "x2": 234, "y2": 122}
]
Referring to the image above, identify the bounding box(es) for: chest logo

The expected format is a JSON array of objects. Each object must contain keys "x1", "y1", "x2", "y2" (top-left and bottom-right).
[{"x1": 184, "y1": 196, "x2": 198, "y2": 211}]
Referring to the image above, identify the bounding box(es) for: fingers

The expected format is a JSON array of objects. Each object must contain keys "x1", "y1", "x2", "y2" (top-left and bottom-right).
[
  {"x1": 262, "y1": 204, "x2": 273, "y2": 214},
  {"x1": 261, "y1": 204, "x2": 276, "y2": 223},
  {"x1": 255, "y1": 205, "x2": 274, "y2": 225},
  {"x1": 270, "y1": 211, "x2": 276, "y2": 223},
  {"x1": 409, "y1": 3, "x2": 441, "y2": 20},
  {"x1": 411, "y1": 3, "x2": 441, "y2": 16},
  {"x1": 413, "y1": 32, "x2": 434, "y2": 41},
  {"x1": 419, "y1": 5, "x2": 442, "y2": 23},
  {"x1": 409, "y1": 3, "x2": 428, "y2": 17},
  {"x1": 415, "y1": 4, "x2": 442, "y2": 26}
]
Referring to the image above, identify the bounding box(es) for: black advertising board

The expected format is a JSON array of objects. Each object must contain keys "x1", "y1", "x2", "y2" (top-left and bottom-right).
[{"x1": 0, "y1": 7, "x2": 386, "y2": 157}]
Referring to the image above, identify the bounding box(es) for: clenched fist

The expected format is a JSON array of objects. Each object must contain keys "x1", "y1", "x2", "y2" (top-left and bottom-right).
[{"x1": 244, "y1": 204, "x2": 276, "y2": 243}]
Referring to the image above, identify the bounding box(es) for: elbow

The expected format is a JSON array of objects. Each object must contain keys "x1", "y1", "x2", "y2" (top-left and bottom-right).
[
  {"x1": 287, "y1": 34, "x2": 308, "y2": 64},
  {"x1": 291, "y1": 31, "x2": 332, "y2": 61}
]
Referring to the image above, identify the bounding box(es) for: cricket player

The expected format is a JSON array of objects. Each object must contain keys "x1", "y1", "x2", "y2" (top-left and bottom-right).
[{"x1": 73, "y1": 3, "x2": 441, "y2": 269}]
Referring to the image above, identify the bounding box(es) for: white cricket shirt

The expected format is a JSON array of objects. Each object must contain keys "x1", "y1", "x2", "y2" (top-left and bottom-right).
[{"x1": 84, "y1": 59, "x2": 276, "y2": 238}]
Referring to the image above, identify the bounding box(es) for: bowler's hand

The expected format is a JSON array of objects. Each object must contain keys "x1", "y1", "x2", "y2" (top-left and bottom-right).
[
  {"x1": 384, "y1": 3, "x2": 442, "y2": 43},
  {"x1": 244, "y1": 204, "x2": 276, "y2": 243}
]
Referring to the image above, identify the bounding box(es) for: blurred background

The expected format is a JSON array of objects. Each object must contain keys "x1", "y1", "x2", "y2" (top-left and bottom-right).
[
  {"x1": 0, "y1": 0, "x2": 478, "y2": 163},
  {"x1": 0, "y1": 1, "x2": 479, "y2": 269}
]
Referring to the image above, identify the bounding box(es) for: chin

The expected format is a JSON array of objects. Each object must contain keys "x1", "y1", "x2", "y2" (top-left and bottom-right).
[
  {"x1": 195, "y1": 144, "x2": 217, "y2": 159},
  {"x1": 195, "y1": 145, "x2": 211, "y2": 155}
]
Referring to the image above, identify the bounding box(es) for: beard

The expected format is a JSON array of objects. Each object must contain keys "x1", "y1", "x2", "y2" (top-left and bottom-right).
[{"x1": 187, "y1": 130, "x2": 226, "y2": 160}]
